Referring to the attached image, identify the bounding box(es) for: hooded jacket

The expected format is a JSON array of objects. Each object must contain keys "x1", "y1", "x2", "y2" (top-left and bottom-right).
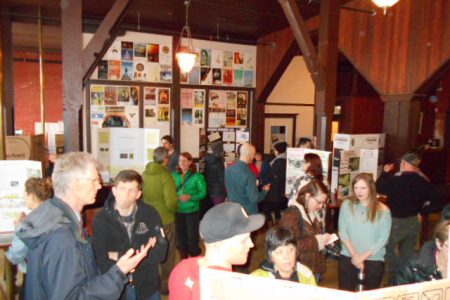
[
  {"x1": 142, "y1": 161, "x2": 178, "y2": 225},
  {"x1": 91, "y1": 196, "x2": 168, "y2": 300},
  {"x1": 204, "y1": 151, "x2": 225, "y2": 197},
  {"x1": 251, "y1": 260, "x2": 317, "y2": 286},
  {"x1": 16, "y1": 197, "x2": 126, "y2": 300}
]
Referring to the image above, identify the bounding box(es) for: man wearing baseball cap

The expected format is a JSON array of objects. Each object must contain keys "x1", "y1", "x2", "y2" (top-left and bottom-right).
[
  {"x1": 376, "y1": 150, "x2": 442, "y2": 284},
  {"x1": 168, "y1": 202, "x2": 265, "y2": 299}
]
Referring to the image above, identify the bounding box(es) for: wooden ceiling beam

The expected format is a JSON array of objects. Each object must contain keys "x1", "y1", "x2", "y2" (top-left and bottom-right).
[
  {"x1": 81, "y1": 0, "x2": 131, "y2": 85},
  {"x1": 279, "y1": 0, "x2": 326, "y2": 90}
]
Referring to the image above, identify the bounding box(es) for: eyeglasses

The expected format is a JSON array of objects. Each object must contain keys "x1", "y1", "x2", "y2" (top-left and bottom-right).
[
  {"x1": 79, "y1": 177, "x2": 101, "y2": 184},
  {"x1": 311, "y1": 196, "x2": 328, "y2": 205}
]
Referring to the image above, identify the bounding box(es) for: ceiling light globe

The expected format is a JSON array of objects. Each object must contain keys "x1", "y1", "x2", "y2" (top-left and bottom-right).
[{"x1": 176, "y1": 51, "x2": 196, "y2": 73}]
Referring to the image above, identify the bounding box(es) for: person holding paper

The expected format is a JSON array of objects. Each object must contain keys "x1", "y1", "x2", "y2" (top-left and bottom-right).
[
  {"x1": 393, "y1": 220, "x2": 450, "y2": 285},
  {"x1": 251, "y1": 226, "x2": 317, "y2": 285},
  {"x1": 338, "y1": 173, "x2": 392, "y2": 291},
  {"x1": 280, "y1": 179, "x2": 331, "y2": 282}
]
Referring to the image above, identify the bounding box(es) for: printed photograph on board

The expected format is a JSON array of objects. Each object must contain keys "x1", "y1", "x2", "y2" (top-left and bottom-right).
[
  {"x1": 121, "y1": 61, "x2": 133, "y2": 80},
  {"x1": 147, "y1": 44, "x2": 159, "y2": 63},
  {"x1": 212, "y1": 68, "x2": 222, "y2": 85},
  {"x1": 117, "y1": 87, "x2": 130, "y2": 104},
  {"x1": 237, "y1": 92, "x2": 248, "y2": 108},
  {"x1": 104, "y1": 86, "x2": 117, "y2": 105},
  {"x1": 200, "y1": 49, "x2": 211, "y2": 67},
  {"x1": 158, "y1": 107, "x2": 170, "y2": 121},
  {"x1": 144, "y1": 87, "x2": 156, "y2": 106},
  {"x1": 90, "y1": 85, "x2": 104, "y2": 106},
  {"x1": 133, "y1": 61, "x2": 147, "y2": 81},
  {"x1": 121, "y1": 41, "x2": 134, "y2": 61},
  {"x1": 108, "y1": 60, "x2": 121, "y2": 80},
  {"x1": 97, "y1": 60, "x2": 108, "y2": 79},
  {"x1": 129, "y1": 87, "x2": 139, "y2": 106},
  {"x1": 158, "y1": 89, "x2": 170, "y2": 105},
  {"x1": 134, "y1": 43, "x2": 147, "y2": 58},
  {"x1": 200, "y1": 67, "x2": 212, "y2": 85}
]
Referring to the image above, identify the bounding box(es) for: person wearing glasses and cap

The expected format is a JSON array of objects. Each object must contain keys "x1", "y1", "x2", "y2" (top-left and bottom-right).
[
  {"x1": 168, "y1": 202, "x2": 265, "y2": 300},
  {"x1": 376, "y1": 150, "x2": 443, "y2": 284},
  {"x1": 280, "y1": 179, "x2": 332, "y2": 283}
]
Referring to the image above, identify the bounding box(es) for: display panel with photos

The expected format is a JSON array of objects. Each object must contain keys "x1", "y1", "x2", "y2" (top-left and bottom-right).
[
  {"x1": 180, "y1": 88, "x2": 206, "y2": 126},
  {"x1": 208, "y1": 90, "x2": 247, "y2": 128}
]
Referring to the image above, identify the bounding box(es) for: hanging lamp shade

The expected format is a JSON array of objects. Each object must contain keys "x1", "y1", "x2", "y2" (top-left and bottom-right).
[
  {"x1": 175, "y1": 0, "x2": 197, "y2": 73},
  {"x1": 372, "y1": 0, "x2": 400, "y2": 14},
  {"x1": 176, "y1": 48, "x2": 196, "y2": 73}
]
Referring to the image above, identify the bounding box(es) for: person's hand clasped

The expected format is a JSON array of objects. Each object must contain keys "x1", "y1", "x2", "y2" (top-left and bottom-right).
[
  {"x1": 351, "y1": 254, "x2": 364, "y2": 270},
  {"x1": 116, "y1": 237, "x2": 156, "y2": 274},
  {"x1": 179, "y1": 194, "x2": 191, "y2": 202}
]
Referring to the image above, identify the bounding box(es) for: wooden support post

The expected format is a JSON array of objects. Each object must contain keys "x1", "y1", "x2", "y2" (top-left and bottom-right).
[
  {"x1": 1, "y1": 8, "x2": 14, "y2": 136},
  {"x1": 315, "y1": 0, "x2": 340, "y2": 150},
  {"x1": 61, "y1": 0, "x2": 83, "y2": 152}
]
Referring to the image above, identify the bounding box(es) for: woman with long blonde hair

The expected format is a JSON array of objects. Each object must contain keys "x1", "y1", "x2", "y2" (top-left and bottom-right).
[{"x1": 338, "y1": 173, "x2": 391, "y2": 291}]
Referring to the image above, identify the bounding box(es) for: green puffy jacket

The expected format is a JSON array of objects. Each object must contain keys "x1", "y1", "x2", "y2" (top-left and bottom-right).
[
  {"x1": 142, "y1": 162, "x2": 178, "y2": 225},
  {"x1": 172, "y1": 170, "x2": 207, "y2": 214}
]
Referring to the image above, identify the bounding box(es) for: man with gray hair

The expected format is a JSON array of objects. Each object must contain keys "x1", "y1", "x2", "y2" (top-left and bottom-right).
[
  {"x1": 17, "y1": 152, "x2": 154, "y2": 299},
  {"x1": 142, "y1": 146, "x2": 178, "y2": 294}
]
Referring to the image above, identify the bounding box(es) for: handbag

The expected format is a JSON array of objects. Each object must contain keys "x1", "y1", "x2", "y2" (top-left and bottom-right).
[{"x1": 124, "y1": 274, "x2": 136, "y2": 300}]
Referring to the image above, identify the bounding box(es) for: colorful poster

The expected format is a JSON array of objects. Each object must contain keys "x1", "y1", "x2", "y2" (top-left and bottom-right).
[
  {"x1": 236, "y1": 109, "x2": 247, "y2": 126},
  {"x1": 200, "y1": 49, "x2": 211, "y2": 66},
  {"x1": 200, "y1": 67, "x2": 212, "y2": 85},
  {"x1": 102, "y1": 105, "x2": 139, "y2": 128},
  {"x1": 104, "y1": 86, "x2": 117, "y2": 105},
  {"x1": 194, "y1": 90, "x2": 205, "y2": 108},
  {"x1": 147, "y1": 44, "x2": 159, "y2": 62},
  {"x1": 181, "y1": 109, "x2": 193, "y2": 125},
  {"x1": 188, "y1": 67, "x2": 200, "y2": 85},
  {"x1": 223, "y1": 51, "x2": 233, "y2": 68},
  {"x1": 226, "y1": 110, "x2": 236, "y2": 127},
  {"x1": 158, "y1": 107, "x2": 170, "y2": 121},
  {"x1": 234, "y1": 51, "x2": 243, "y2": 66},
  {"x1": 144, "y1": 87, "x2": 157, "y2": 106},
  {"x1": 90, "y1": 105, "x2": 105, "y2": 126},
  {"x1": 121, "y1": 41, "x2": 134, "y2": 61},
  {"x1": 121, "y1": 61, "x2": 133, "y2": 80},
  {"x1": 0, "y1": 160, "x2": 42, "y2": 233},
  {"x1": 134, "y1": 43, "x2": 146, "y2": 58},
  {"x1": 181, "y1": 89, "x2": 194, "y2": 108},
  {"x1": 212, "y1": 68, "x2": 222, "y2": 85},
  {"x1": 159, "y1": 44, "x2": 172, "y2": 65},
  {"x1": 194, "y1": 109, "x2": 204, "y2": 125},
  {"x1": 158, "y1": 89, "x2": 170, "y2": 105},
  {"x1": 90, "y1": 85, "x2": 104, "y2": 106},
  {"x1": 97, "y1": 60, "x2": 108, "y2": 79},
  {"x1": 244, "y1": 70, "x2": 254, "y2": 87},
  {"x1": 117, "y1": 87, "x2": 130, "y2": 104},
  {"x1": 160, "y1": 65, "x2": 172, "y2": 82},
  {"x1": 133, "y1": 61, "x2": 148, "y2": 81},
  {"x1": 234, "y1": 69, "x2": 244, "y2": 86},
  {"x1": 129, "y1": 86, "x2": 139, "y2": 106},
  {"x1": 108, "y1": 60, "x2": 121, "y2": 80},
  {"x1": 223, "y1": 69, "x2": 233, "y2": 85}
]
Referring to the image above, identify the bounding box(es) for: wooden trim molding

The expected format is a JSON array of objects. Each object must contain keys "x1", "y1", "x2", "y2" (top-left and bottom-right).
[
  {"x1": 265, "y1": 113, "x2": 298, "y2": 146},
  {"x1": 265, "y1": 102, "x2": 314, "y2": 107}
]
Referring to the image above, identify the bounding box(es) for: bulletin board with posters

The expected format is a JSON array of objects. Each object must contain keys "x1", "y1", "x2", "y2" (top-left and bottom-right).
[{"x1": 84, "y1": 31, "x2": 173, "y2": 153}]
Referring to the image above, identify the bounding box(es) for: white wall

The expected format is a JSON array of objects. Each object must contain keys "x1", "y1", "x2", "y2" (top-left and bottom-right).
[{"x1": 265, "y1": 56, "x2": 315, "y2": 143}]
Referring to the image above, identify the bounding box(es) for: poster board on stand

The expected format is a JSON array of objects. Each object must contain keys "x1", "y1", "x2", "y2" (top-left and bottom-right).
[{"x1": 0, "y1": 160, "x2": 42, "y2": 234}]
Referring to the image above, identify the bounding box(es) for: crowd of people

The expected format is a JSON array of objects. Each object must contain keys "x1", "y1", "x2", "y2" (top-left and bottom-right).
[{"x1": 5, "y1": 135, "x2": 447, "y2": 300}]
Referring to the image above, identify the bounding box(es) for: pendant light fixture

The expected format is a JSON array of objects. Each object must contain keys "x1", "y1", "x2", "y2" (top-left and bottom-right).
[
  {"x1": 175, "y1": 0, "x2": 197, "y2": 73},
  {"x1": 372, "y1": 0, "x2": 400, "y2": 14}
]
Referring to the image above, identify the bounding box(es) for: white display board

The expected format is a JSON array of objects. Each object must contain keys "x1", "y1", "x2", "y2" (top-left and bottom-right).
[
  {"x1": 94, "y1": 128, "x2": 160, "y2": 179},
  {"x1": 0, "y1": 160, "x2": 42, "y2": 233},
  {"x1": 285, "y1": 148, "x2": 331, "y2": 197},
  {"x1": 200, "y1": 267, "x2": 450, "y2": 300},
  {"x1": 331, "y1": 133, "x2": 385, "y2": 199}
]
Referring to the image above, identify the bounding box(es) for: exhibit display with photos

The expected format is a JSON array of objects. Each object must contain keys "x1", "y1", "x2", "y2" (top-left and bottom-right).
[
  {"x1": 0, "y1": 160, "x2": 42, "y2": 233},
  {"x1": 330, "y1": 133, "x2": 385, "y2": 199},
  {"x1": 94, "y1": 128, "x2": 160, "y2": 179},
  {"x1": 285, "y1": 148, "x2": 331, "y2": 198}
]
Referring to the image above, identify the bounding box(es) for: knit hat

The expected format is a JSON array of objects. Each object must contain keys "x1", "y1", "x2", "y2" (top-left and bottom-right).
[{"x1": 200, "y1": 202, "x2": 265, "y2": 243}]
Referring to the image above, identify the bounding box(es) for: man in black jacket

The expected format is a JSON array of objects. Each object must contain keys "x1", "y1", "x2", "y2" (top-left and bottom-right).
[
  {"x1": 376, "y1": 151, "x2": 443, "y2": 283},
  {"x1": 92, "y1": 170, "x2": 168, "y2": 300}
]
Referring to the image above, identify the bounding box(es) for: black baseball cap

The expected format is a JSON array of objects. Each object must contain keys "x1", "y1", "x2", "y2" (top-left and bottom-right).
[{"x1": 200, "y1": 202, "x2": 265, "y2": 243}]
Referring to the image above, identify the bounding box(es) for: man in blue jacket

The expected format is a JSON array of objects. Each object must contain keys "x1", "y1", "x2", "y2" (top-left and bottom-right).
[
  {"x1": 16, "y1": 152, "x2": 154, "y2": 300},
  {"x1": 225, "y1": 143, "x2": 270, "y2": 214}
]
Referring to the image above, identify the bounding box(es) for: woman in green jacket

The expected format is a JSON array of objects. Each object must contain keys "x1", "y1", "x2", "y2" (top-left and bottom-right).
[{"x1": 172, "y1": 152, "x2": 207, "y2": 259}]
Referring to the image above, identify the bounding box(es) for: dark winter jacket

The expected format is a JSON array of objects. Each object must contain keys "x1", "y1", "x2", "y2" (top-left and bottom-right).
[
  {"x1": 16, "y1": 197, "x2": 127, "y2": 300},
  {"x1": 376, "y1": 171, "x2": 443, "y2": 218},
  {"x1": 92, "y1": 196, "x2": 168, "y2": 300},
  {"x1": 265, "y1": 153, "x2": 287, "y2": 204},
  {"x1": 142, "y1": 161, "x2": 178, "y2": 225},
  {"x1": 204, "y1": 152, "x2": 226, "y2": 197},
  {"x1": 393, "y1": 241, "x2": 441, "y2": 285},
  {"x1": 172, "y1": 170, "x2": 207, "y2": 213}
]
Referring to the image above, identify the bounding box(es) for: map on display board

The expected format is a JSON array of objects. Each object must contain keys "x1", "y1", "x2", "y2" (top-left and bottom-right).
[
  {"x1": 0, "y1": 160, "x2": 42, "y2": 233},
  {"x1": 201, "y1": 267, "x2": 450, "y2": 300}
]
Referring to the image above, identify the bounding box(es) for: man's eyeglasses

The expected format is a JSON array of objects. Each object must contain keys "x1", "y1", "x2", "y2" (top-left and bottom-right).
[{"x1": 79, "y1": 177, "x2": 101, "y2": 184}]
